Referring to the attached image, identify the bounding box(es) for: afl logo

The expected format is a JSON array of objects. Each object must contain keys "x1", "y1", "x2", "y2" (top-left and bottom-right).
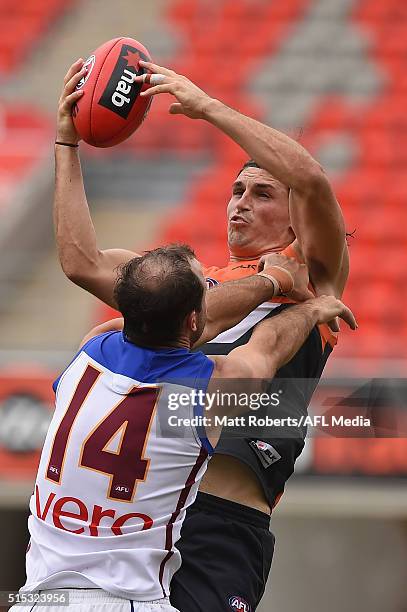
[
  {"x1": 229, "y1": 596, "x2": 251, "y2": 612},
  {"x1": 206, "y1": 277, "x2": 219, "y2": 289},
  {"x1": 76, "y1": 55, "x2": 95, "y2": 90},
  {"x1": 255, "y1": 440, "x2": 270, "y2": 451}
]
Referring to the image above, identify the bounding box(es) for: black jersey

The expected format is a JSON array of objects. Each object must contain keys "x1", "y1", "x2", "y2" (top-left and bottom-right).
[{"x1": 200, "y1": 248, "x2": 336, "y2": 509}]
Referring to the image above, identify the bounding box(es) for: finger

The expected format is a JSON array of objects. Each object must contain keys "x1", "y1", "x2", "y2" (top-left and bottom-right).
[
  {"x1": 257, "y1": 256, "x2": 266, "y2": 272},
  {"x1": 139, "y1": 60, "x2": 175, "y2": 77},
  {"x1": 140, "y1": 83, "x2": 177, "y2": 97},
  {"x1": 136, "y1": 73, "x2": 172, "y2": 85},
  {"x1": 61, "y1": 89, "x2": 84, "y2": 112},
  {"x1": 64, "y1": 67, "x2": 87, "y2": 96},
  {"x1": 300, "y1": 265, "x2": 310, "y2": 279},
  {"x1": 169, "y1": 102, "x2": 183, "y2": 115},
  {"x1": 328, "y1": 317, "x2": 340, "y2": 332},
  {"x1": 63, "y1": 58, "x2": 84, "y2": 86},
  {"x1": 338, "y1": 305, "x2": 358, "y2": 330},
  {"x1": 63, "y1": 58, "x2": 84, "y2": 84}
]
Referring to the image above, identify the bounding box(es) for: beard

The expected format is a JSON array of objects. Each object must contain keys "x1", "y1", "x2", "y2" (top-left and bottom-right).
[{"x1": 227, "y1": 226, "x2": 251, "y2": 247}]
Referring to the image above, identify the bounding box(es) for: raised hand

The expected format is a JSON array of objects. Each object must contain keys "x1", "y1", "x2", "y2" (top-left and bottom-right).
[
  {"x1": 135, "y1": 60, "x2": 214, "y2": 119},
  {"x1": 56, "y1": 59, "x2": 85, "y2": 144}
]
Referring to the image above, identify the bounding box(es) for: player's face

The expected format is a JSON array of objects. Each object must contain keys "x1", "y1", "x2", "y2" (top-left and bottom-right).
[
  {"x1": 227, "y1": 167, "x2": 295, "y2": 259},
  {"x1": 189, "y1": 258, "x2": 207, "y2": 343}
]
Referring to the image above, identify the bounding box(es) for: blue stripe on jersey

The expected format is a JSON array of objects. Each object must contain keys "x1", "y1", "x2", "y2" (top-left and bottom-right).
[{"x1": 52, "y1": 331, "x2": 215, "y2": 454}]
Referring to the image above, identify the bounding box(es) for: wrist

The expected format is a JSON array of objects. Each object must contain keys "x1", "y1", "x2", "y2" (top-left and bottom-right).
[
  {"x1": 256, "y1": 272, "x2": 280, "y2": 298},
  {"x1": 260, "y1": 266, "x2": 294, "y2": 295},
  {"x1": 55, "y1": 141, "x2": 79, "y2": 148},
  {"x1": 300, "y1": 301, "x2": 320, "y2": 325},
  {"x1": 56, "y1": 130, "x2": 80, "y2": 146},
  {"x1": 201, "y1": 97, "x2": 224, "y2": 121}
]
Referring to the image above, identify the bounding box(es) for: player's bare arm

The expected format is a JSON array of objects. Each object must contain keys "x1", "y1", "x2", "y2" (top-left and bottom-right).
[
  {"x1": 79, "y1": 253, "x2": 314, "y2": 349},
  {"x1": 55, "y1": 60, "x2": 138, "y2": 307},
  {"x1": 137, "y1": 61, "x2": 349, "y2": 298},
  {"x1": 214, "y1": 295, "x2": 357, "y2": 382},
  {"x1": 209, "y1": 295, "x2": 357, "y2": 412},
  {"x1": 200, "y1": 253, "x2": 313, "y2": 344}
]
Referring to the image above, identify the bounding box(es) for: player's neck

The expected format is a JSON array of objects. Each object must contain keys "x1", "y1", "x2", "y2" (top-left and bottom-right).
[
  {"x1": 228, "y1": 238, "x2": 294, "y2": 262},
  {"x1": 128, "y1": 337, "x2": 191, "y2": 351},
  {"x1": 229, "y1": 246, "x2": 284, "y2": 262}
]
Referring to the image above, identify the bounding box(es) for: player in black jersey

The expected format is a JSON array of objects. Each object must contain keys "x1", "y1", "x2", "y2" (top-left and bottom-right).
[{"x1": 55, "y1": 61, "x2": 350, "y2": 611}]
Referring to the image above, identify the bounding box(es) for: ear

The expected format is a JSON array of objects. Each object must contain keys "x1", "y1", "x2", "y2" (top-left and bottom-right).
[{"x1": 188, "y1": 311, "x2": 198, "y2": 332}]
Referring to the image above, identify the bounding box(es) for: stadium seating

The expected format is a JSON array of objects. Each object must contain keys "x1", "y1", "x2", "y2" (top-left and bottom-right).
[
  {"x1": 0, "y1": 104, "x2": 53, "y2": 210},
  {"x1": 0, "y1": 0, "x2": 76, "y2": 74},
  {"x1": 0, "y1": 0, "x2": 74, "y2": 212}
]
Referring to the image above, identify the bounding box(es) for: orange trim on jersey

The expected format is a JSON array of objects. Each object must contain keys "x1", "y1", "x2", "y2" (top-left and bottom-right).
[{"x1": 202, "y1": 244, "x2": 338, "y2": 349}]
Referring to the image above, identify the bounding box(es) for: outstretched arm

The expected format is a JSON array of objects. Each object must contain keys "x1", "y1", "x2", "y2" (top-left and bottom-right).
[
  {"x1": 137, "y1": 61, "x2": 349, "y2": 298},
  {"x1": 199, "y1": 253, "x2": 313, "y2": 345},
  {"x1": 76, "y1": 274, "x2": 277, "y2": 351},
  {"x1": 205, "y1": 296, "x2": 356, "y2": 440},
  {"x1": 55, "y1": 60, "x2": 138, "y2": 308},
  {"x1": 78, "y1": 254, "x2": 313, "y2": 349},
  {"x1": 215, "y1": 295, "x2": 357, "y2": 383}
]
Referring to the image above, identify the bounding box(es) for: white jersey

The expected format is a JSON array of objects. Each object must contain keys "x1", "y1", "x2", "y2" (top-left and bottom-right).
[{"x1": 23, "y1": 331, "x2": 214, "y2": 601}]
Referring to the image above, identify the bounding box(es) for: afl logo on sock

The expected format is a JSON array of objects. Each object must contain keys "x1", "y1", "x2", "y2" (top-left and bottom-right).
[{"x1": 229, "y1": 596, "x2": 251, "y2": 612}]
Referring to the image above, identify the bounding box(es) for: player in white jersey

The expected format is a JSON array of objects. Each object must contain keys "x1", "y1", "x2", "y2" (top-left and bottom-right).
[{"x1": 14, "y1": 245, "x2": 356, "y2": 612}]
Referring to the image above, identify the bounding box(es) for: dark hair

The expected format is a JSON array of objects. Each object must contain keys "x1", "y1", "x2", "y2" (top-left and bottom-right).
[
  {"x1": 236, "y1": 159, "x2": 260, "y2": 178},
  {"x1": 114, "y1": 244, "x2": 204, "y2": 346},
  {"x1": 235, "y1": 159, "x2": 289, "y2": 195}
]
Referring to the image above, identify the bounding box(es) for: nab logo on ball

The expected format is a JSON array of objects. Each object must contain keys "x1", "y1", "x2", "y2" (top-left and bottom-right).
[
  {"x1": 229, "y1": 596, "x2": 251, "y2": 612},
  {"x1": 98, "y1": 44, "x2": 148, "y2": 119}
]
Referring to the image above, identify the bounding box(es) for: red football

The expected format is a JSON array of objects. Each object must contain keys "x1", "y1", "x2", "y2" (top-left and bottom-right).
[{"x1": 73, "y1": 37, "x2": 152, "y2": 147}]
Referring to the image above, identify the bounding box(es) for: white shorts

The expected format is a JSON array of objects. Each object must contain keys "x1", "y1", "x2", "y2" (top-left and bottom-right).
[{"x1": 9, "y1": 589, "x2": 179, "y2": 612}]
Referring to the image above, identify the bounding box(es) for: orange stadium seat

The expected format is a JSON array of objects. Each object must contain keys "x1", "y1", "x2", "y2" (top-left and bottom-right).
[
  {"x1": 0, "y1": 104, "x2": 53, "y2": 212},
  {"x1": 0, "y1": 0, "x2": 76, "y2": 74},
  {"x1": 354, "y1": 0, "x2": 400, "y2": 22}
]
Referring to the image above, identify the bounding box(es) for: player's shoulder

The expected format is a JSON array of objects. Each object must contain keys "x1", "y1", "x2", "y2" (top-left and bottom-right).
[
  {"x1": 53, "y1": 331, "x2": 121, "y2": 393},
  {"x1": 209, "y1": 352, "x2": 255, "y2": 380},
  {"x1": 80, "y1": 329, "x2": 123, "y2": 360}
]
